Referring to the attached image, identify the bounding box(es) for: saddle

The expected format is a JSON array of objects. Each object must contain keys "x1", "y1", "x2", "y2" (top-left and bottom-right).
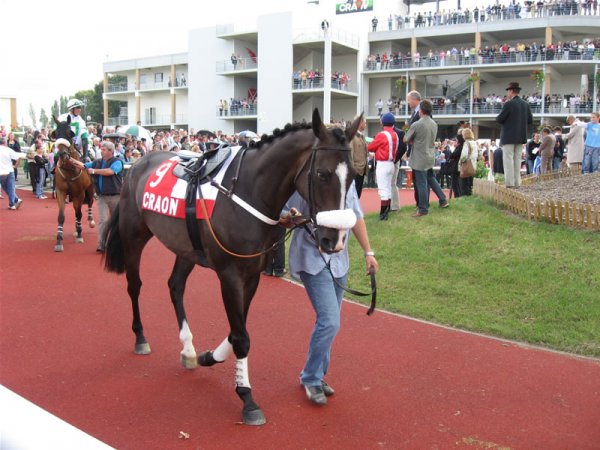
[
  {"x1": 173, "y1": 146, "x2": 232, "y2": 184},
  {"x1": 174, "y1": 144, "x2": 232, "y2": 268}
]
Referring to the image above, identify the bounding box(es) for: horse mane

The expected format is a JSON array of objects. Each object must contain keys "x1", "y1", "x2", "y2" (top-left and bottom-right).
[{"x1": 248, "y1": 121, "x2": 348, "y2": 150}]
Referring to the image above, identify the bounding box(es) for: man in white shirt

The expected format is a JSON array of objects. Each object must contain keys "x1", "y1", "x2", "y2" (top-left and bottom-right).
[{"x1": 0, "y1": 138, "x2": 27, "y2": 210}]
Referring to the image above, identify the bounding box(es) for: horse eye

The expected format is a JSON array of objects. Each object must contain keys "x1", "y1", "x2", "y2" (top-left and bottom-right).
[{"x1": 316, "y1": 169, "x2": 330, "y2": 181}]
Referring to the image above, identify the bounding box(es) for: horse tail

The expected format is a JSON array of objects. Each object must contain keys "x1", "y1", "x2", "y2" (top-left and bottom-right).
[{"x1": 104, "y1": 206, "x2": 126, "y2": 274}]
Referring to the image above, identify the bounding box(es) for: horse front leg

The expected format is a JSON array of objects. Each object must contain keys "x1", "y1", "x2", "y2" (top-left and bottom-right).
[
  {"x1": 54, "y1": 192, "x2": 66, "y2": 252},
  {"x1": 86, "y1": 185, "x2": 96, "y2": 228},
  {"x1": 168, "y1": 256, "x2": 197, "y2": 369},
  {"x1": 73, "y1": 199, "x2": 84, "y2": 244},
  {"x1": 215, "y1": 272, "x2": 265, "y2": 425}
]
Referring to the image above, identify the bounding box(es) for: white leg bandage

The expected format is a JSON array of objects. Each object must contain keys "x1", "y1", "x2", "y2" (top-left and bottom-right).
[
  {"x1": 235, "y1": 357, "x2": 251, "y2": 388},
  {"x1": 212, "y1": 337, "x2": 233, "y2": 362},
  {"x1": 179, "y1": 320, "x2": 196, "y2": 357}
]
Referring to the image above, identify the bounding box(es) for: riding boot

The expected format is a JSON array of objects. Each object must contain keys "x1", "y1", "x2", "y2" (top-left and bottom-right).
[{"x1": 379, "y1": 200, "x2": 391, "y2": 221}]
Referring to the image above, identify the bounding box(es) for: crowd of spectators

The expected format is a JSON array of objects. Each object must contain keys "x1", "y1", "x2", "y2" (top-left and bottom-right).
[
  {"x1": 366, "y1": 37, "x2": 600, "y2": 70},
  {"x1": 371, "y1": 0, "x2": 598, "y2": 31},
  {"x1": 375, "y1": 91, "x2": 598, "y2": 117},
  {"x1": 292, "y1": 69, "x2": 353, "y2": 90},
  {"x1": 217, "y1": 97, "x2": 258, "y2": 116}
]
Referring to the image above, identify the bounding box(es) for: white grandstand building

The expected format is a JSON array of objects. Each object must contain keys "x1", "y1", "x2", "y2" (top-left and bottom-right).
[{"x1": 102, "y1": 0, "x2": 600, "y2": 139}]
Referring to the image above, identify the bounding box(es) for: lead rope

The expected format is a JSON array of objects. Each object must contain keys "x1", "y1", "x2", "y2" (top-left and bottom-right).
[{"x1": 299, "y1": 222, "x2": 377, "y2": 316}]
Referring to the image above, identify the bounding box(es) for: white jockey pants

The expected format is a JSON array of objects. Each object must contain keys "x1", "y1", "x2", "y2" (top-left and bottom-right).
[{"x1": 375, "y1": 160, "x2": 395, "y2": 201}]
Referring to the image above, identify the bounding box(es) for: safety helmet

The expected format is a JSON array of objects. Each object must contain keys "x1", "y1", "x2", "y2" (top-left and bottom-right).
[
  {"x1": 67, "y1": 98, "x2": 84, "y2": 110},
  {"x1": 381, "y1": 112, "x2": 395, "y2": 126}
]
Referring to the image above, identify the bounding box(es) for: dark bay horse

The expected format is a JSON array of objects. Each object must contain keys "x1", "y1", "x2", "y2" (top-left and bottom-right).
[
  {"x1": 103, "y1": 109, "x2": 361, "y2": 425},
  {"x1": 51, "y1": 116, "x2": 95, "y2": 252}
]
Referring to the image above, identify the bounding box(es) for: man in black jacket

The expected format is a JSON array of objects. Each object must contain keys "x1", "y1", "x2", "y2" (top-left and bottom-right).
[
  {"x1": 525, "y1": 132, "x2": 541, "y2": 174},
  {"x1": 552, "y1": 126, "x2": 565, "y2": 171},
  {"x1": 496, "y1": 81, "x2": 533, "y2": 187}
]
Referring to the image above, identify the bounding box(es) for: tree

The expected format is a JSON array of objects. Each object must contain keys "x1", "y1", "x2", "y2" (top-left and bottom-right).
[
  {"x1": 28, "y1": 104, "x2": 37, "y2": 128},
  {"x1": 60, "y1": 96, "x2": 68, "y2": 115},
  {"x1": 51, "y1": 100, "x2": 60, "y2": 119},
  {"x1": 39, "y1": 108, "x2": 49, "y2": 128}
]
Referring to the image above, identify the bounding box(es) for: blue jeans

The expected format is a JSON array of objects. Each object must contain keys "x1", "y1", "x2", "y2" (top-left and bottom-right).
[
  {"x1": 582, "y1": 146, "x2": 599, "y2": 174},
  {"x1": 299, "y1": 269, "x2": 347, "y2": 387},
  {"x1": 413, "y1": 169, "x2": 447, "y2": 214},
  {"x1": 552, "y1": 156, "x2": 562, "y2": 171},
  {"x1": 1, "y1": 172, "x2": 18, "y2": 206},
  {"x1": 35, "y1": 167, "x2": 46, "y2": 197}
]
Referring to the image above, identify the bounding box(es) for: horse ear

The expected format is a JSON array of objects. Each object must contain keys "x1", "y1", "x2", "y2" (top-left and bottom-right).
[
  {"x1": 311, "y1": 108, "x2": 327, "y2": 140},
  {"x1": 345, "y1": 113, "x2": 363, "y2": 143},
  {"x1": 52, "y1": 115, "x2": 59, "y2": 125},
  {"x1": 67, "y1": 115, "x2": 71, "y2": 124}
]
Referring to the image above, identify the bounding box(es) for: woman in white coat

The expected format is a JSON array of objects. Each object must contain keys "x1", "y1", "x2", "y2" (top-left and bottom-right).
[
  {"x1": 459, "y1": 127, "x2": 480, "y2": 196},
  {"x1": 564, "y1": 115, "x2": 585, "y2": 174}
]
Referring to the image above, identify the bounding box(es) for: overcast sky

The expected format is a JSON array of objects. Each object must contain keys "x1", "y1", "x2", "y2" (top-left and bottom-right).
[{"x1": 1, "y1": 0, "x2": 471, "y2": 126}]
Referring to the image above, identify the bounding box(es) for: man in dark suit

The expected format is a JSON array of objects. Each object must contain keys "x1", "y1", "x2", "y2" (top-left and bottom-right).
[{"x1": 496, "y1": 81, "x2": 533, "y2": 187}]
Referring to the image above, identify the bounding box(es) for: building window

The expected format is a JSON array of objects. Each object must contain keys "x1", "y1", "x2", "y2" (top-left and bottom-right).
[
  {"x1": 145, "y1": 107, "x2": 156, "y2": 125},
  {"x1": 154, "y1": 73, "x2": 163, "y2": 83},
  {"x1": 140, "y1": 73, "x2": 147, "y2": 88}
]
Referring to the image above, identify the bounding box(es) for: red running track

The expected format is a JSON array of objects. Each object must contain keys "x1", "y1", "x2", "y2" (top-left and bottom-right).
[{"x1": 1, "y1": 188, "x2": 599, "y2": 449}]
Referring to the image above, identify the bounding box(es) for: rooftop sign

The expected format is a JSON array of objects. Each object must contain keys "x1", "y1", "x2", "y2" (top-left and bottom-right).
[{"x1": 336, "y1": 0, "x2": 373, "y2": 15}]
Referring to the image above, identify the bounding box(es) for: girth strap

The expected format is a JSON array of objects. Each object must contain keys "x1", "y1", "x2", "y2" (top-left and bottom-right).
[{"x1": 184, "y1": 174, "x2": 209, "y2": 267}]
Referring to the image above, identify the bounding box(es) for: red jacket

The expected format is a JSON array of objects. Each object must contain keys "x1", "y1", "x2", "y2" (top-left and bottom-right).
[{"x1": 368, "y1": 126, "x2": 398, "y2": 162}]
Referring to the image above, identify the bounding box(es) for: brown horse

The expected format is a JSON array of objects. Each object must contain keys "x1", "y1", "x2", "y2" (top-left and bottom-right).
[
  {"x1": 103, "y1": 109, "x2": 362, "y2": 425},
  {"x1": 51, "y1": 116, "x2": 96, "y2": 252}
]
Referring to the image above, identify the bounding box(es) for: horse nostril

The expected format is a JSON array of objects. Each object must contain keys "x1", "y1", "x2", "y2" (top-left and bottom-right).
[{"x1": 320, "y1": 238, "x2": 334, "y2": 253}]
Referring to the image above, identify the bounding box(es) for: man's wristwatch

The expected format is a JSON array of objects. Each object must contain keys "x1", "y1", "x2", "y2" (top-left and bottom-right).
[{"x1": 365, "y1": 251, "x2": 375, "y2": 257}]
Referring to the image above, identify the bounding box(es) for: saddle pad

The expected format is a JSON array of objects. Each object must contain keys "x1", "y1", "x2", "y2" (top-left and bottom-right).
[{"x1": 142, "y1": 148, "x2": 239, "y2": 219}]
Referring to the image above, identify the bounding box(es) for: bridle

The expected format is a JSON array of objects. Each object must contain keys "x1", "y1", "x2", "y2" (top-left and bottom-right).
[{"x1": 54, "y1": 139, "x2": 85, "y2": 182}]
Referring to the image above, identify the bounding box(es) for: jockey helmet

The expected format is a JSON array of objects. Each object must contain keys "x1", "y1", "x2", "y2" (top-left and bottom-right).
[{"x1": 68, "y1": 98, "x2": 85, "y2": 111}]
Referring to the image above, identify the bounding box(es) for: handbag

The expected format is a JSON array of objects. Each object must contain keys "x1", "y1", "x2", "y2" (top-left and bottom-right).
[{"x1": 459, "y1": 141, "x2": 476, "y2": 178}]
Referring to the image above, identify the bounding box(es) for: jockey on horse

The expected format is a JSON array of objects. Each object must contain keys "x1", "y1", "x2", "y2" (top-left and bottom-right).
[{"x1": 58, "y1": 98, "x2": 90, "y2": 161}]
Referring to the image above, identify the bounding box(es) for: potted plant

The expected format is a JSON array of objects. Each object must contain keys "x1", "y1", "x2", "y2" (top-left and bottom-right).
[
  {"x1": 466, "y1": 72, "x2": 480, "y2": 87},
  {"x1": 395, "y1": 77, "x2": 407, "y2": 92},
  {"x1": 531, "y1": 69, "x2": 545, "y2": 88}
]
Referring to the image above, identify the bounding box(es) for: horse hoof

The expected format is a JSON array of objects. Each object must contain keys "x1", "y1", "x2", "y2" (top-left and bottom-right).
[
  {"x1": 134, "y1": 343, "x2": 151, "y2": 355},
  {"x1": 242, "y1": 408, "x2": 266, "y2": 426},
  {"x1": 75, "y1": 238, "x2": 84, "y2": 244},
  {"x1": 54, "y1": 245, "x2": 64, "y2": 252},
  {"x1": 198, "y1": 351, "x2": 223, "y2": 367},
  {"x1": 180, "y1": 353, "x2": 198, "y2": 369},
  {"x1": 89, "y1": 221, "x2": 96, "y2": 228}
]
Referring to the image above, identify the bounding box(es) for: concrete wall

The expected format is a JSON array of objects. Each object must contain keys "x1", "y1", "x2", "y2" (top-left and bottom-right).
[
  {"x1": 257, "y1": 12, "x2": 293, "y2": 134},
  {"x1": 331, "y1": 98, "x2": 358, "y2": 123},
  {"x1": 188, "y1": 27, "x2": 234, "y2": 134}
]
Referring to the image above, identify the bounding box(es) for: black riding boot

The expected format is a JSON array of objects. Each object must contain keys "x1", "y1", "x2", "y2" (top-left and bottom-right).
[{"x1": 379, "y1": 200, "x2": 391, "y2": 221}]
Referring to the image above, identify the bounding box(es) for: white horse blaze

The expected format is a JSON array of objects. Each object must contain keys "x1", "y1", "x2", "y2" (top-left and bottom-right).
[
  {"x1": 235, "y1": 357, "x2": 251, "y2": 389},
  {"x1": 179, "y1": 320, "x2": 196, "y2": 359},
  {"x1": 335, "y1": 162, "x2": 349, "y2": 250}
]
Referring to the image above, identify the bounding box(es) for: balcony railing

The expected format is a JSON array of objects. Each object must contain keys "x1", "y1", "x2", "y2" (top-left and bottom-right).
[
  {"x1": 216, "y1": 57, "x2": 258, "y2": 73},
  {"x1": 291, "y1": 77, "x2": 357, "y2": 93},
  {"x1": 364, "y1": 49, "x2": 600, "y2": 71},
  {"x1": 216, "y1": 105, "x2": 257, "y2": 117},
  {"x1": 294, "y1": 27, "x2": 360, "y2": 48},
  {"x1": 145, "y1": 113, "x2": 188, "y2": 125},
  {"x1": 371, "y1": 101, "x2": 596, "y2": 117},
  {"x1": 106, "y1": 82, "x2": 131, "y2": 93},
  {"x1": 107, "y1": 116, "x2": 129, "y2": 126}
]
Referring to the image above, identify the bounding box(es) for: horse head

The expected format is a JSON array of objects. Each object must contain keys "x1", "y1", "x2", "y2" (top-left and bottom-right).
[
  {"x1": 51, "y1": 115, "x2": 76, "y2": 162},
  {"x1": 296, "y1": 109, "x2": 362, "y2": 254}
]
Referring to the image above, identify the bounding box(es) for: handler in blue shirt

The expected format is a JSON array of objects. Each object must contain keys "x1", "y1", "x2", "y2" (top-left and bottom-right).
[
  {"x1": 71, "y1": 140, "x2": 124, "y2": 252},
  {"x1": 281, "y1": 183, "x2": 378, "y2": 405}
]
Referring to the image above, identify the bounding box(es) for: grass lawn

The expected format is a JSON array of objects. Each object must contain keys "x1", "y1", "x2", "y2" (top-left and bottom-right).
[{"x1": 344, "y1": 195, "x2": 600, "y2": 358}]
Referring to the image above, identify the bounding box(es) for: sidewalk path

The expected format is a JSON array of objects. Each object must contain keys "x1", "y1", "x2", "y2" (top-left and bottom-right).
[{"x1": 1, "y1": 189, "x2": 599, "y2": 449}]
